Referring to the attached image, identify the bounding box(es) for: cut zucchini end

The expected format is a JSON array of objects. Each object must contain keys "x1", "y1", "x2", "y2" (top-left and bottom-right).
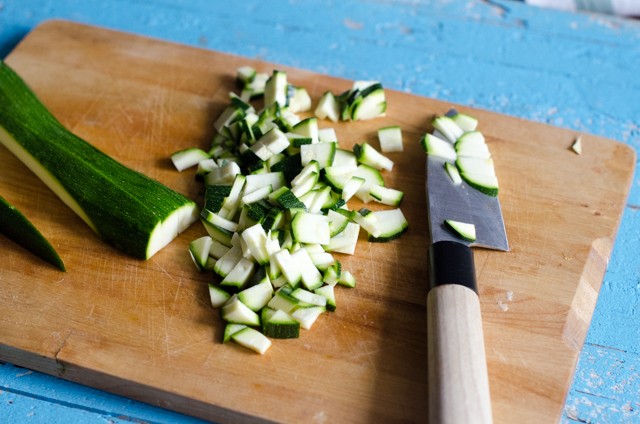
[{"x1": 146, "y1": 202, "x2": 200, "y2": 259}]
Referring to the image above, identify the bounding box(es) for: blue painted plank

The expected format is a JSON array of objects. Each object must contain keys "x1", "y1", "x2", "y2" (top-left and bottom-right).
[{"x1": 0, "y1": 362, "x2": 208, "y2": 424}]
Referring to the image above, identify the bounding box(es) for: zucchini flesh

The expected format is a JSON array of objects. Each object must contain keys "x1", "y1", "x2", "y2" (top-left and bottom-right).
[
  {"x1": 0, "y1": 195, "x2": 65, "y2": 270},
  {"x1": 0, "y1": 62, "x2": 198, "y2": 259}
]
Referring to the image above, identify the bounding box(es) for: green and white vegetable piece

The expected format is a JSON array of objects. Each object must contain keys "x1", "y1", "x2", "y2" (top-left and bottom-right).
[
  {"x1": 0, "y1": 61, "x2": 199, "y2": 260},
  {"x1": 444, "y1": 219, "x2": 477, "y2": 242},
  {"x1": 0, "y1": 194, "x2": 65, "y2": 271},
  {"x1": 173, "y1": 66, "x2": 409, "y2": 354},
  {"x1": 421, "y1": 110, "x2": 499, "y2": 198},
  {"x1": 377, "y1": 125, "x2": 403, "y2": 153}
]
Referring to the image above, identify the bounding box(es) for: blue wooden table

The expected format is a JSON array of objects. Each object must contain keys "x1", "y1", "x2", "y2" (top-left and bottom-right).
[{"x1": 1, "y1": 1, "x2": 638, "y2": 422}]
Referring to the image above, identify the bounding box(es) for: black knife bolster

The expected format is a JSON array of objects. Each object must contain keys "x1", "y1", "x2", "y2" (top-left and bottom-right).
[{"x1": 428, "y1": 241, "x2": 478, "y2": 294}]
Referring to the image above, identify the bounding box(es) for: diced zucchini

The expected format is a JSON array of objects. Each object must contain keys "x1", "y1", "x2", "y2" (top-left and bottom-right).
[
  {"x1": 308, "y1": 252, "x2": 336, "y2": 271},
  {"x1": 327, "y1": 209, "x2": 350, "y2": 237},
  {"x1": 455, "y1": 131, "x2": 490, "y2": 159},
  {"x1": 318, "y1": 128, "x2": 338, "y2": 143},
  {"x1": 350, "y1": 84, "x2": 387, "y2": 121},
  {"x1": 300, "y1": 142, "x2": 336, "y2": 169},
  {"x1": 291, "y1": 212, "x2": 331, "y2": 245},
  {"x1": 250, "y1": 127, "x2": 290, "y2": 161},
  {"x1": 221, "y1": 295, "x2": 261, "y2": 326},
  {"x1": 220, "y1": 257, "x2": 256, "y2": 291},
  {"x1": 369, "y1": 185, "x2": 404, "y2": 206},
  {"x1": 444, "y1": 162, "x2": 463, "y2": 186},
  {"x1": 201, "y1": 209, "x2": 239, "y2": 233},
  {"x1": 236, "y1": 66, "x2": 257, "y2": 88},
  {"x1": 324, "y1": 222, "x2": 360, "y2": 255},
  {"x1": 171, "y1": 148, "x2": 211, "y2": 172},
  {"x1": 352, "y1": 164, "x2": 385, "y2": 203},
  {"x1": 444, "y1": 219, "x2": 477, "y2": 242},
  {"x1": 460, "y1": 172, "x2": 499, "y2": 197},
  {"x1": 322, "y1": 261, "x2": 342, "y2": 285},
  {"x1": 287, "y1": 86, "x2": 312, "y2": 113},
  {"x1": 333, "y1": 148, "x2": 358, "y2": 168},
  {"x1": 264, "y1": 70, "x2": 288, "y2": 107},
  {"x1": 432, "y1": 115, "x2": 464, "y2": 143},
  {"x1": 341, "y1": 176, "x2": 365, "y2": 202},
  {"x1": 213, "y1": 242, "x2": 243, "y2": 278},
  {"x1": 201, "y1": 218, "x2": 234, "y2": 247},
  {"x1": 205, "y1": 161, "x2": 242, "y2": 186},
  {"x1": 314, "y1": 284, "x2": 337, "y2": 312},
  {"x1": 337, "y1": 270, "x2": 356, "y2": 288},
  {"x1": 291, "y1": 117, "x2": 319, "y2": 144},
  {"x1": 244, "y1": 172, "x2": 286, "y2": 197},
  {"x1": 353, "y1": 142, "x2": 393, "y2": 171},
  {"x1": 451, "y1": 112, "x2": 479, "y2": 132},
  {"x1": 292, "y1": 306, "x2": 326, "y2": 330},
  {"x1": 291, "y1": 248, "x2": 323, "y2": 290},
  {"x1": 366, "y1": 209, "x2": 409, "y2": 242},
  {"x1": 314, "y1": 91, "x2": 340, "y2": 122},
  {"x1": 267, "y1": 285, "x2": 300, "y2": 313},
  {"x1": 421, "y1": 133, "x2": 456, "y2": 162},
  {"x1": 223, "y1": 323, "x2": 247, "y2": 343},
  {"x1": 377, "y1": 125, "x2": 403, "y2": 153},
  {"x1": 291, "y1": 177, "x2": 319, "y2": 201},
  {"x1": 189, "y1": 235, "x2": 213, "y2": 272},
  {"x1": 203, "y1": 172, "x2": 233, "y2": 198},
  {"x1": 272, "y1": 249, "x2": 302, "y2": 287},
  {"x1": 231, "y1": 327, "x2": 272, "y2": 354},
  {"x1": 238, "y1": 279, "x2": 274, "y2": 311},
  {"x1": 240, "y1": 223, "x2": 270, "y2": 265},
  {"x1": 209, "y1": 283, "x2": 232, "y2": 308},
  {"x1": 291, "y1": 288, "x2": 327, "y2": 307},
  {"x1": 261, "y1": 308, "x2": 300, "y2": 339}
]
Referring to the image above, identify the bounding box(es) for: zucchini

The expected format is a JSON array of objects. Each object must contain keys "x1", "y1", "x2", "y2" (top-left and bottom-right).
[
  {"x1": 432, "y1": 115, "x2": 464, "y2": 143},
  {"x1": 421, "y1": 133, "x2": 456, "y2": 162},
  {"x1": 171, "y1": 147, "x2": 211, "y2": 172},
  {"x1": 444, "y1": 219, "x2": 477, "y2": 242},
  {"x1": 0, "y1": 194, "x2": 65, "y2": 270},
  {"x1": 444, "y1": 162, "x2": 462, "y2": 186},
  {"x1": 377, "y1": 125, "x2": 403, "y2": 153},
  {"x1": 314, "y1": 91, "x2": 340, "y2": 122},
  {"x1": 231, "y1": 327, "x2": 272, "y2": 354},
  {"x1": 261, "y1": 308, "x2": 300, "y2": 339},
  {"x1": 353, "y1": 142, "x2": 394, "y2": 172},
  {"x1": 0, "y1": 62, "x2": 198, "y2": 259},
  {"x1": 366, "y1": 209, "x2": 409, "y2": 242},
  {"x1": 172, "y1": 66, "x2": 414, "y2": 353}
]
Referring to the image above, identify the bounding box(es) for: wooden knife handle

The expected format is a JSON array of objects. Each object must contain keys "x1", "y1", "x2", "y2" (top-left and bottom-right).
[{"x1": 427, "y1": 241, "x2": 492, "y2": 424}]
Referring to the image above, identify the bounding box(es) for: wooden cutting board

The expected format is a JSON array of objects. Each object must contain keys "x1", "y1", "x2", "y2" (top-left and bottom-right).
[{"x1": 0, "y1": 20, "x2": 635, "y2": 423}]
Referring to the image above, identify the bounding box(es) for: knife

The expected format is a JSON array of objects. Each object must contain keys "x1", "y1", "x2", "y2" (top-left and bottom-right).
[{"x1": 425, "y1": 112, "x2": 508, "y2": 424}]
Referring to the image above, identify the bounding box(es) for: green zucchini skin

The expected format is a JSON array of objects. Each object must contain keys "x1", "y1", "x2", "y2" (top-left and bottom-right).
[
  {"x1": 0, "y1": 195, "x2": 65, "y2": 271},
  {"x1": 0, "y1": 61, "x2": 198, "y2": 259}
]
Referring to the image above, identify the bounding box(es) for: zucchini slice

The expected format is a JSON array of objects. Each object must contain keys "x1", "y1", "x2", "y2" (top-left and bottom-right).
[
  {"x1": 0, "y1": 62, "x2": 198, "y2": 259},
  {"x1": 0, "y1": 195, "x2": 65, "y2": 270},
  {"x1": 444, "y1": 219, "x2": 477, "y2": 242}
]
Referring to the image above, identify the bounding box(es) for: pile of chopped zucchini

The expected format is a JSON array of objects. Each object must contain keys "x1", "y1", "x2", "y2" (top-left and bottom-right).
[{"x1": 171, "y1": 67, "x2": 407, "y2": 353}]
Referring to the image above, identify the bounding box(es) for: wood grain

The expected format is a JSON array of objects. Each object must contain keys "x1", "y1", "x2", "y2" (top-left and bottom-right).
[{"x1": 0, "y1": 20, "x2": 635, "y2": 423}]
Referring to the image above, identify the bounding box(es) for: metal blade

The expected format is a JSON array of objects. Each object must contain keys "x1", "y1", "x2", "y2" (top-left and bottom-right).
[{"x1": 426, "y1": 156, "x2": 509, "y2": 251}]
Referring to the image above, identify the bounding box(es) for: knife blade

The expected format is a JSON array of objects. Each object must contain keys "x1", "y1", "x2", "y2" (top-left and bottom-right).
[{"x1": 425, "y1": 114, "x2": 508, "y2": 424}]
